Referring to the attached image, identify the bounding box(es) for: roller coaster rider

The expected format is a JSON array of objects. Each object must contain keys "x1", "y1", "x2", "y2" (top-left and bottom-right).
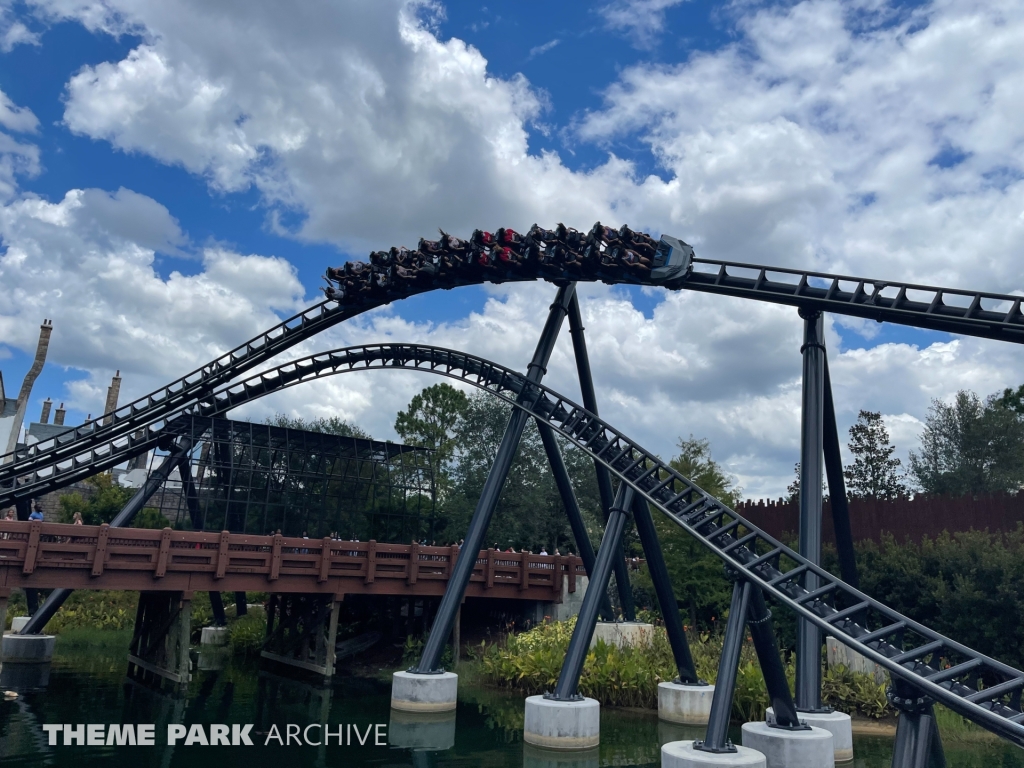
[{"x1": 320, "y1": 220, "x2": 686, "y2": 303}]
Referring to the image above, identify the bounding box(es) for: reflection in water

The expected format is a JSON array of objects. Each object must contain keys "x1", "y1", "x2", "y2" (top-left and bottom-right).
[
  {"x1": 0, "y1": 662, "x2": 51, "y2": 691},
  {"x1": 523, "y1": 743, "x2": 599, "y2": 768},
  {"x1": 0, "y1": 636, "x2": 1022, "y2": 768},
  {"x1": 389, "y1": 709, "x2": 456, "y2": 751}
]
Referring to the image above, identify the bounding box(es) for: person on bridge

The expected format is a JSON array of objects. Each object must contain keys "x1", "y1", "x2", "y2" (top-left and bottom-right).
[
  {"x1": 29, "y1": 504, "x2": 44, "y2": 522},
  {"x1": 72, "y1": 511, "x2": 83, "y2": 525}
]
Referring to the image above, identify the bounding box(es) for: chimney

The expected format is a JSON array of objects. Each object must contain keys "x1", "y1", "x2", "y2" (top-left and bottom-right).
[
  {"x1": 0, "y1": 370, "x2": 6, "y2": 403},
  {"x1": 54, "y1": 402, "x2": 66, "y2": 426},
  {"x1": 40, "y1": 398, "x2": 52, "y2": 424},
  {"x1": 102, "y1": 370, "x2": 122, "y2": 426},
  {"x1": 3, "y1": 319, "x2": 53, "y2": 459}
]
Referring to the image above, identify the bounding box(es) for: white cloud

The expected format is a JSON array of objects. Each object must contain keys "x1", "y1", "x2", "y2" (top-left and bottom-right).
[
  {"x1": 598, "y1": 0, "x2": 689, "y2": 47},
  {"x1": 0, "y1": 90, "x2": 40, "y2": 201},
  {"x1": 578, "y1": 0, "x2": 1024, "y2": 292},
  {"x1": 528, "y1": 39, "x2": 559, "y2": 59},
  {"x1": 0, "y1": 1, "x2": 40, "y2": 50},
  {"x1": 0, "y1": 188, "x2": 305, "y2": 406}
]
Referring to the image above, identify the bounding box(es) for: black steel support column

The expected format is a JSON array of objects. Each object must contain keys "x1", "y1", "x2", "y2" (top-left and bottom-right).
[
  {"x1": 696, "y1": 578, "x2": 752, "y2": 753},
  {"x1": 550, "y1": 483, "x2": 634, "y2": 701},
  {"x1": 631, "y1": 495, "x2": 700, "y2": 684},
  {"x1": 823, "y1": 357, "x2": 859, "y2": 590},
  {"x1": 19, "y1": 438, "x2": 193, "y2": 635},
  {"x1": 210, "y1": 591, "x2": 227, "y2": 627},
  {"x1": 235, "y1": 592, "x2": 248, "y2": 617},
  {"x1": 747, "y1": 588, "x2": 804, "y2": 729},
  {"x1": 796, "y1": 308, "x2": 825, "y2": 711},
  {"x1": 414, "y1": 284, "x2": 578, "y2": 673},
  {"x1": 890, "y1": 682, "x2": 946, "y2": 768},
  {"x1": 566, "y1": 294, "x2": 634, "y2": 620},
  {"x1": 536, "y1": 419, "x2": 614, "y2": 620},
  {"x1": 178, "y1": 454, "x2": 203, "y2": 530}
]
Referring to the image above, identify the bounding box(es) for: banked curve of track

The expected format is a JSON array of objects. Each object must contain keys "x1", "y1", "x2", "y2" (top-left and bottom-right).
[{"x1": 5, "y1": 341, "x2": 1024, "y2": 747}]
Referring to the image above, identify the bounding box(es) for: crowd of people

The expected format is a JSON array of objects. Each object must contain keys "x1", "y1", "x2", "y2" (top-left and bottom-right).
[{"x1": 322, "y1": 222, "x2": 662, "y2": 303}]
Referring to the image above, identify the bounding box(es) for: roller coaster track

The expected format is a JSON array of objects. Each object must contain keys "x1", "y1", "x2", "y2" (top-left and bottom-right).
[
  {"x1": 8, "y1": 341, "x2": 1024, "y2": 746},
  {"x1": 2, "y1": 238, "x2": 1023, "y2": 497}
]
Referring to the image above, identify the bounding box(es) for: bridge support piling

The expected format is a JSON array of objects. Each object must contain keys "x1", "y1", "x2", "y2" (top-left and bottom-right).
[
  {"x1": 524, "y1": 484, "x2": 633, "y2": 750},
  {"x1": 567, "y1": 294, "x2": 634, "y2": 620},
  {"x1": 126, "y1": 591, "x2": 192, "y2": 692},
  {"x1": 410, "y1": 283, "x2": 577, "y2": 679},
  {"x1": 796, "y1": 309, "x2": 826, "y2": 713},
  {"x1": 261, "y1": 594, "x2": 341, "y2": 683}
]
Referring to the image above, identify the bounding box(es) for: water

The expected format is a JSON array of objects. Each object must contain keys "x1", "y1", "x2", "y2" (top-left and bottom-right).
[{"x1": 1, "y1": 636, "x2": 1023, "y2": 768}]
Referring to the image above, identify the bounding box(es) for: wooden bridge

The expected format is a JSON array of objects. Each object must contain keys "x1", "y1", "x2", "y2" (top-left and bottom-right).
[{"x1": 0, "y1": 521, "x2": 585, "y2": 602}]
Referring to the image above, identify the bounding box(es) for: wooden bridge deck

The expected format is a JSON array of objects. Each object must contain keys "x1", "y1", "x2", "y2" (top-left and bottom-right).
[{"x1": 0, "y1": 521, "x2": 584, "y2": 601}]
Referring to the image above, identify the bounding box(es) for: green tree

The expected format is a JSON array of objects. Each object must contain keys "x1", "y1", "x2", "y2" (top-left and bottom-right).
[
  {"x1": 669, "y1": 435, "x2": 742, "y2": 507},
  {"x1": 635, "y1": 436, "x2": 741, "y2": 629},
  {"x1": 394, "y1": 383, "x2": 469, "y2": 485},
  {"x1": 998, "y1": 384, "x2": 1024, "y2": 415},
  {"x1": 909, "y1": 390, "x2": 1024, "y2": 495},
  {"x1": 58, "y1": 473, "x2": 135, "y2": 526},
  {"x1": 844, "y1": 410, "x2": 908, "y2": 499},
  {"x1": 786, "y1": 462, "x2": 829, "y2": 504},
  {"x1": 264, "y1": 413, "x2": 370, "y2": 438},
  {"x1": 57, "y1": 473, "x2": 169, "y2": 528}
]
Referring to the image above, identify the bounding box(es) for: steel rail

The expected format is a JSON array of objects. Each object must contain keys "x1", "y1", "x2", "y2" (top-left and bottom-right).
[
  {"x1": 4, "y1": 234, "x2": 1022, "y2": 490},
  {"x1": 5, "y1": 342, "x2": 1022, "y2": 746}
]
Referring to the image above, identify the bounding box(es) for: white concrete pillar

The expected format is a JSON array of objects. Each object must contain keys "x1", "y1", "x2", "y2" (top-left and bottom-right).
[
  {"x1": 741, "y1": 722, "x2": 834, "y2": 768},
  {"x1": 767, "y1": 707, "x2": 852, "y2": 763},
  {"x1": 200, "y1": 626, "x2": 229, "y2": 646},
  {"x1": 662, "y1": 740, "x2": 766, "y2": 768},
  {"x1": 1, "y1": 634, "x2": 56, "y2": 663},
  {"x1": 658, "y1": 682, "x2": 715, "y2": 724},
  {"x1": 591, "y1": 621, "x2": 654, "y2": 648},
  {"x1": 524, "y1": 695, "x2": 600, "y2": 750},
  {"x1": 391, "y1": 670, "x2": 458, "y2": 712}
]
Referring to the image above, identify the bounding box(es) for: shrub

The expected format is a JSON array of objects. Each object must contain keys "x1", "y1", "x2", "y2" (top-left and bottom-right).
[
  {"x1": 481, "y1": 618, "x2": 893, "y2": 720},
  {"x1": 229, "y1": 612, "x2": 267, "y2": 658}
]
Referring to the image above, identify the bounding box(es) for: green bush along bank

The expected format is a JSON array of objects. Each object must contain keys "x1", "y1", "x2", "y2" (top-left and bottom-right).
[{"x1": 480, "y1": 616, "x2": 888, "y2": 720}]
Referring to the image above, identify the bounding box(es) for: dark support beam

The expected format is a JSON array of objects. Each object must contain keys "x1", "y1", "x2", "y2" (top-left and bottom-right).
[
  {"x1": 631, "y1": 495, "x2": 700, "y2": 684},
  {"x1": 796, "y1": 308, "x2": 825, "y2": 712},
  {"x1": 550, "y1": 483, "x2": 634, "y2": 701},
  {"x1": 566, "y1": 293, "x2": 634, "y2": 620},
  {"x1": 823, "y1": 357, "x2": 860, "y2": 590},
  {"x1": 536, "y1": 418, "x2": 614, "y2": 620},
  {"x1": 414, "y1": 284, "x2": 577, "y2": 673},
  {"x1": 235, "y1": 592, "x2": 248, "y2": 617},
  {"x1": 178, "y1": 454, "x2": 203, "y2": 531},
  {"x1": 210, "y1": 591, "x2": 227, "y2": 627},
  {"x1": 19, "y1": 439, "x2": 194, "y2": 636},
  {"x1": 890, "y1": 680, "x2": 947, "y2": 768},
  {"x1": 696, "y1": 578, "x2": 752, "y2": 753},
  {"x1": 747, "y1": 587, "x2": 804, "y2": 729}
]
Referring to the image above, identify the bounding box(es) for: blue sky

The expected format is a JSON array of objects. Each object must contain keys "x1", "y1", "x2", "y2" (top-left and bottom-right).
[{"x1": 1, "y1": 0, "x2": 1022, "y2": 496}]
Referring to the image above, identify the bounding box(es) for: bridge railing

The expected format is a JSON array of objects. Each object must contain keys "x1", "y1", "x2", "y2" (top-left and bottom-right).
[{"x1": 0, "y1": 521, "x2": 584, "y2": 599}]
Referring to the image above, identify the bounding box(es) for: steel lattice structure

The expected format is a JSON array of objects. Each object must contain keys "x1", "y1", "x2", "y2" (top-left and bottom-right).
[{"x1": 138, "y1": 415, "x2": 435, "y2": 542}]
